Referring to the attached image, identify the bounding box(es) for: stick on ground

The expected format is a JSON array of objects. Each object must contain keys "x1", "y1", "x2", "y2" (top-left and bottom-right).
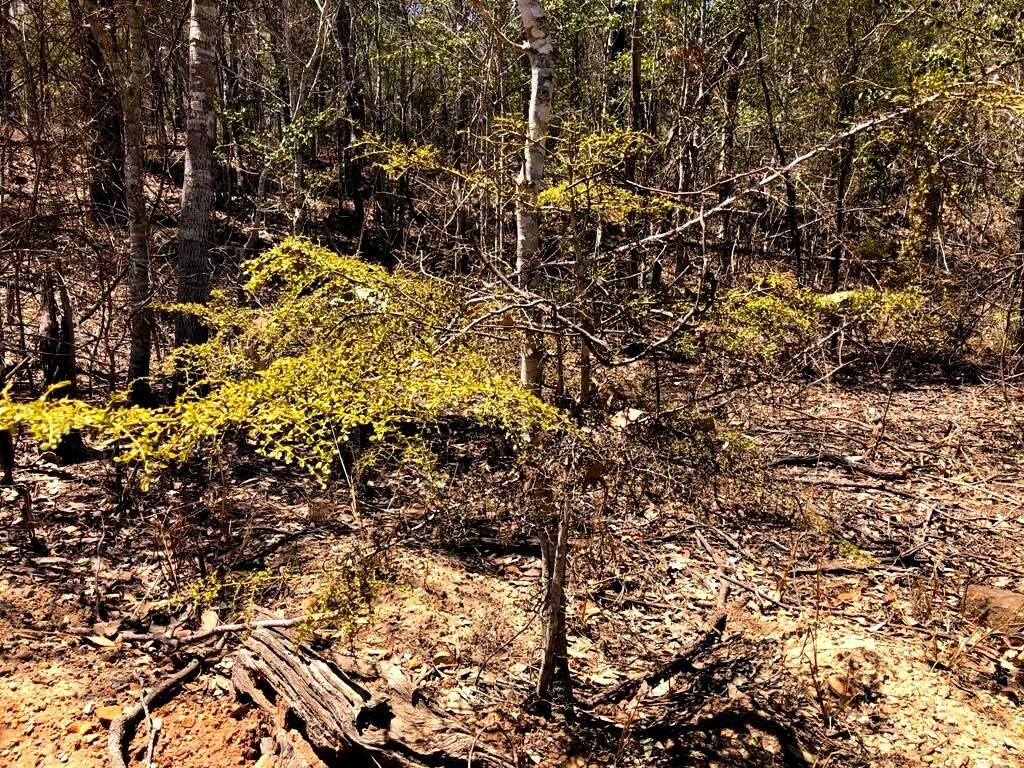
[{"x1": 108, "y1": 660, "x2": 200, "y2": 768}]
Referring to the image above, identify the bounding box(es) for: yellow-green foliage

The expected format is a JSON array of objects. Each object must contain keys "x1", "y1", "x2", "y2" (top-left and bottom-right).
[
  {"x1": 1, "y1": 238, "x2": 565, "y2": 487},
  {"x1": 538, "y1": 180, "x2": 673, "y2": 224},
  {"x1": 302, "y1": 552, "x2": 387, "y2": 637},
  {"x1": 539, "y1": 127, "x2": 676, "y2": 223},
  {"x1": 171, "y1": 569, "x2": 285, "y2": 615},
  {"x1": 717, "y1": 273, "x2": 924, "y2": 361}
]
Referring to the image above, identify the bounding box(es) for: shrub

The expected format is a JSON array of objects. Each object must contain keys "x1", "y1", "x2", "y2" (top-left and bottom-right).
[{"x1": 1, "y1": 238, "x2": 565, "y2": 488}]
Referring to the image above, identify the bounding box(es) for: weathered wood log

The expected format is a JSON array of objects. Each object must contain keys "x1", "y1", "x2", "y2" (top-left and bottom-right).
[{"x1": 232, "y1": 623, "x2": 509, "y2": 768}]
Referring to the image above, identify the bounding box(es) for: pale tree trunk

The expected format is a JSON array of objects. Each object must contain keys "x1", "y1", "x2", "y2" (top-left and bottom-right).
[
  {"x1": 176, "y1": 0, "x2": 218, "y2": 348},
  {"x1": 123, "y1": 2, "x2": 151, "y2": 401},
  {"x1": 85, "y1": 0, "x2": 151, "y2": 404},
  {"x1": 515, "y1": 2, "x2": 570, "y2": 708},
  {"x1": 516, "y1": 0, "x2": 553, "y2": 395}
]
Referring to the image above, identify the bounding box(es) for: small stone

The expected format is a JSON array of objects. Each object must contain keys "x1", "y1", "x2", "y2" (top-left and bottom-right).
[
  {"x1": 68, "y1": 721, "x2": 94, "y2": 736},
  {"x1": 965, "y1": 585, "x2": 1024, "y2": 634},
  {"x1": 96, "y1": 705, "x2": 122, "y2": 724}
]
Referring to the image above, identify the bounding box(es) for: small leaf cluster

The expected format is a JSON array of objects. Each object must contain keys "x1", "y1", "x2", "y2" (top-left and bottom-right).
[{"x1": 715, "y1": 273, "x2": 924, "y2": 361}]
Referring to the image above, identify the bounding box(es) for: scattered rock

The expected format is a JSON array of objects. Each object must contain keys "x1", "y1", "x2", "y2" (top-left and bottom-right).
[
  {"x1": 96, "y1": 705, "x2": 123, "y2": 724},
  {"x1": 965, "y1": 585, "x2": 1024, "y2": 634}
]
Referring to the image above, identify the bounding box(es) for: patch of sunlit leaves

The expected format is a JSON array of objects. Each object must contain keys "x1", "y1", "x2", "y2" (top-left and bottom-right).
[{"x1": 1, "y1": 238, "x2": 566, "y2": 489}]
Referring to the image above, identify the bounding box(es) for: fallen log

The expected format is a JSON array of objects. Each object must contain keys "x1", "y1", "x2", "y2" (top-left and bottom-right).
[{"x1": 232, "y1": 622, "x2": 510, "y2": 768}]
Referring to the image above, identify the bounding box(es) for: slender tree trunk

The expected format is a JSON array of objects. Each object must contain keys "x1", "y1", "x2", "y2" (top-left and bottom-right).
[
  {"x1": 627, "y1": 1, "x2": 643, "y2": 137},
  {"x1": 176, "y1": 0, "x2": 218, "y2": 348},
  {"x1": 1, "y1": 292, "x2": 13, "y2": 485},
  {"x1": 516, "y1": 0, "x2": 553, "y2": 395},
  {"x1": 85, "y1": 0, "x2": 151, "y2": 403},
  {"x1": 123, "y1": 3, "x2": 151, "y2": 401},
  {"x1": 754, "y1": 12, "x2": 802, "y2": 280},
  {"x1": 0, "y1": 417, "x2": 11, "y2": 484},
  {"x1": 333, "y1": 0, "x2": 368, "y2": 241},
  {"x1": 514, "y1": 0, "x2": 570, "y2": 709},
  {"x1": 69, "y1": 0, "x2": 126, "y2": 223},
  {"x1": 37, "y1": 265, "x2": 87, "y2": 461},
  {"x1": 717, "y1": 37, "x2": 746, "y2": 280},
  {"x1": 603, "y1": 1, "x2": 626, "y2": 121},
  {"x1": 617, "y1": 0, "x2": 643, "y2": 184},
  {"x1": 536, "y1": 502, "x2": 572, "y2": 707},
  {"x1": 830, "y1": 21, "x2": 859, "y2": 294}
]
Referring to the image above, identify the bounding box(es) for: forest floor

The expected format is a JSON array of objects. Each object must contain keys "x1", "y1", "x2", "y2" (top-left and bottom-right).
[{"x1": 2, "y1": 378, "x2": 1024, "y2": 768}]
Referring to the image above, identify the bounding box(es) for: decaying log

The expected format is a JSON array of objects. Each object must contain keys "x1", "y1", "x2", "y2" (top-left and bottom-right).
[{"x1": 232, "y1": 623, "x2": 509, "y2": 768}]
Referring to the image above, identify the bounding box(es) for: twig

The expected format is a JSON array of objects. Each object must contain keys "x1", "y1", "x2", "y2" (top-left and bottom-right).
[
  {"x1": 118, "y1": 614, "x2": 324, "y2": 647},
  {"x1": 138, "y1": 677, "x2": 162, "y2": 768},
  {"x1": 695, "y1": 531, "x2": 796, "y2": 609},
  {"x1": 768, "y1": 451, "x2": 905, "y2": 482},
  {"x1": 589, "y1": 561, "x2": 736, "y2": 707},
  {"x1": 108, "y1": 660, "x2": 199, "y2": 768}
]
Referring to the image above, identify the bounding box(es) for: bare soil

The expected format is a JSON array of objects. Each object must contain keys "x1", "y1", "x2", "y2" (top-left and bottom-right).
[{"x1": 2, "y1": 381, "x2": 1023, "y2": 767}]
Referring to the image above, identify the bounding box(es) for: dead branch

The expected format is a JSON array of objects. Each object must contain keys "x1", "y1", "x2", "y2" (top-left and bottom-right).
[
  {"x1": 589, "y1": 568, "x2": 735, "y2": 707},
  {"x1": 108, "y1": 660, "x2": 200, "y2": 768},
  {"x1": 768, "y1": 452, "x2": 905, "y2": 481}
]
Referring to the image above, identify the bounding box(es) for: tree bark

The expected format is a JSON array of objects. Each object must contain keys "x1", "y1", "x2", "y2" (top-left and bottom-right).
[
  {"x1": 176, "y1": 0, "x2": 218, "y2": 349},
  {"x1": 69, "y1": 0, "x2": 127, "y2": 223},
  {"x1": 717, "y1": 37, "x2": 746, "y2": 280},
  {"x1": 830, "y1": 19, "x2": 859, "y2": 294},
  {"x1": 122, "y1": 2, "x2": 151, "y2": 401},
  {"x1": 0, "y1": 296, "x2": 13, "y2": 484},
  {"x1": 85, "y1": 0, "x2": 152, "y2": 404},
  {"x1": 232, "y1": 622, "x2": 509, "y2": 766},
  {"x1": 37, "y1": 265, "x2": 87, "y2": 462},
  {"x1": 332, "y1": 0, "x2": 368, "y2": 241},
  {"x1": 515, "y1": 0, "x2": 554, "y2": 394},
  {"x1": 536, "y1": 502, "x2": 572, "y2": 707},
  {"x1": 1017, "y1": 189, "x2": 1024, "y2": 342}
]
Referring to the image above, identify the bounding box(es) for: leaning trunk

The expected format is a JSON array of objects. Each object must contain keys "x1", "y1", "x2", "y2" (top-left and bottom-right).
[{"x1": 176, "y1": 0, "x2": 218, "y2": 348}]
